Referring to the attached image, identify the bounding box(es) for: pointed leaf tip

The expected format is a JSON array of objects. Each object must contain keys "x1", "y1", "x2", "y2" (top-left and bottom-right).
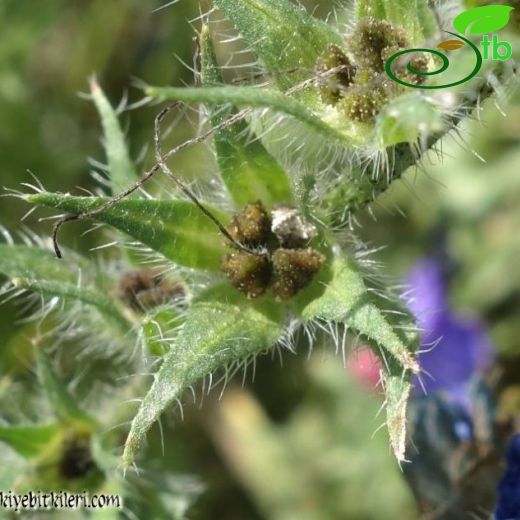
[
  {"x1": 200, "y1": 25, "x2": 292, "y2": 208},
  {"x1": 299, "y1": 255, "x2": 419, "y2": 462},
  {"x1": 384, "y1": 373, "x2": 412, "y2": 463},
  {"x1": 90, "y1": 79, "x2": 139, "y2": 195},
  {"x1": 122, "y1": 301, "x2": 282, "y2": 466}
]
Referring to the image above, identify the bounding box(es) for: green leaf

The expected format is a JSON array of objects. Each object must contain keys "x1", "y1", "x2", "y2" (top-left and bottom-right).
[
  {"x1": 416, "y1": 0, "x2": 439, "y2": 39},
  {"x1": 357, "y1": 0, "x2": 438, "y2": 43},
  {"x1": 200, "y1": 25, "x2": 292, "y2": 209},
  {"x1": 0, "y1": 244, "x2": 87, "y2": 285},
  {"x1": 454, "y1": 5, "x2": 514, "y2": 34},
  {"x1": 35, "y1": 348, "x2": 94, "y2": 426},
  {"x1": 356, "y1": 0, "x2": 387, "y2": 19},
  {"x1": 213, "y1": 0, "x2": 342, "y2": 99},
  {"x1": 300, "y1": 255, "x2": 419, "y2": 372},
  {"x1": 299, "y1": 255, "x2": 419, "y2": 462},
  {"x1": 27, "y1": 193, "x2": 229, "y2": 270},
  {"x1": 0, "y1": 244, "x2": 129, "y2": 332},
  {"x1": 90, "y1": 77, "x2": 139, "y2": 195},
  {"x1": 122, "y1": 300, "x2": 282, "y2": 467},
  {"x1": 0, "y1": 423, "x2": 60, "y2": 458},
  {"x1": 145, "y1": 85, "x2": 346, "y2": 143}
]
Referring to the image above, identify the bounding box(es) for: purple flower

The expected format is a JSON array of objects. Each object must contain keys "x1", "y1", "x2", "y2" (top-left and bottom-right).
[
  {"x1": 495, "y1": 434, "x2": 520, "y2": 520},
  {"x1": 405, "y1": 259, "x2": 494, "y2": 409}
]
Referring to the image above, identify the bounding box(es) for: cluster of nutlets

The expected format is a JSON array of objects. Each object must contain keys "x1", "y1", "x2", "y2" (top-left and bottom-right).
[
  {"x1": 316, "y1": 17, "x2": 429, "y2": 122},
  {"x1": 221, "y1": 202, "x2": 325, "y2": 300}
]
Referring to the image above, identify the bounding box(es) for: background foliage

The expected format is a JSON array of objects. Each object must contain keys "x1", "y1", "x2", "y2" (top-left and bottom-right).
[{"x1": 0, "y1": 0, "x2": 519, "y2": 518}]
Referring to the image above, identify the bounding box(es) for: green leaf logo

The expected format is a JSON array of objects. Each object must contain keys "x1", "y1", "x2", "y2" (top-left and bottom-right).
[{"x1": 453, "y1": 5, "x2": 514, "y2": 35}]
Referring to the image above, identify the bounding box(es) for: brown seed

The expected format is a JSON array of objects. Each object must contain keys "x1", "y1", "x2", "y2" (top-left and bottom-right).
[
  {"x1": 221, "y1": 252, "x2": 272, "y2": 298},
  {"x1": 315, "y1": 44, "x2": 357, "y2": 105},
  {"x1": 59, "y1": 436, "x2": 96, "y2": 480},
  {"x1": 117, "y1": 268, "x2": 186, "y2": 312},
  {"x1": 340, "y1": 84, "x2": 387, "y2": 122},
  {"x1": 406, "y1": 53, "x2": 430, "y2": 85},
  {"x1": 271, "y1": 248, "x2": 325, "y2": 300},
  {"x1": 226, "y1": 201, "x2": 271, "y2": 246},
  {"x1": 388, "y1": 50, "x2": 430, "y2": 87},
  {"x1": 347, "y1": 17, "x2": 409, "y2": 73}
]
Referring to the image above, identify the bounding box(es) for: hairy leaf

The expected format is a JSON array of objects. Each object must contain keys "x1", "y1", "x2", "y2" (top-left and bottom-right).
[
  {"x1": 27, "y1": 193, "x2": 228, "y2": 271},
  {"x1": 35, "y1": 349, "x2": 94, "y2": 425},
  {"x1": 145, "y1": 85, "x2": 346, "y2": 142},
  {"x1": 200, "y1": 25, "x2": 292, "y2": 209},
  {"x1": 299, "y1": 255, "x2": 419, "y2": 461},
  {"x1": 300, "y1": 255, "x2": 419, "y2": 371},
  {"x1": 213, "y1": 0, "x2": 342, "y2": 100},
  {"x1": 90, "y1": 77, "x2": 139, "y2": 195},
  {"x1": 0, "y1": 244, "x2": 129, "y2": 331},
  {"x1": 122, "y1": 300, "x2": 282, "y2": 467},
  {"x1": 357, "y1": 0, "x2": 438, "y2": 43},
  {"x1": 0, "y1": 423, "x2": 60, "y2": 458}
]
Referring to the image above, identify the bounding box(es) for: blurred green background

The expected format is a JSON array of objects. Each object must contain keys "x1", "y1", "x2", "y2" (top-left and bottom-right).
[{"x1": 1, "y1": 1, "x2": 519, "y2": 518}]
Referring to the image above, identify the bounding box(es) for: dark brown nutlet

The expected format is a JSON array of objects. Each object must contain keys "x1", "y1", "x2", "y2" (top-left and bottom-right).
[
  {"x1": 117, "y1": 268, "x2": 186, "y2": 312},
  {"x1": 271, "y1": 248, "x2": 325, "y2": 300},
  {"x1": 226, "y1": 201, "x2": 271, "y2": 246},
  {"x1": 315, "y1": 44, "x2": 357, "y2": 106},
  {"x1": 221, "y1": 252, "x2": 272, "y2": 298},
  {"x1": 340, "y1": 84, "x2": 387, "y2": 123},
  {"x1": 59, "y1": 437, "x2": 96, "y2": 480},
  {"x1": 347, "y1": 17, "x2": 409, "y2": 73},
  {"x1": 403, "y1": 53, "x2": 430, "y2": 86}
]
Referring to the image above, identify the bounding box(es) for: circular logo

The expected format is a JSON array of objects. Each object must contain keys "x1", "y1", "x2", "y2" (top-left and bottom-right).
[{"x1": 385, "y1": 31, "x2": 483, "y2": 89}]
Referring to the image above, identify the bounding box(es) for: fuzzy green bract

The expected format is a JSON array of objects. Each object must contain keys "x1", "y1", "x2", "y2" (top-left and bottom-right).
[
  {"x1": 0, "y1": 0, "x2": 508, "y2": 480},
  {"x1": 199, "y1": 25, "x2": 292, "y2": 209},
  {"x1": 89, "y1": 77, "x2": 140, "y2": 195},
  {"x1": 0, "y1": 243, "x2": 129, "y2": 332},
  {"x1": 26, "y1": 193, "x2": 228, "y2": 271},
  {"x1": 356, "y1": 0, "x2": 438, "y2": 43},
  {"x1": 299, "y1": 256, "x2": 419, "y2": 460},
  {"x1": 123, "y1": 300, "x2": 283, "y2": 466},
  {"x1": 213, "y1": 0, "x2": 343, "y2": 101},
  {"x1": 0, "y1": 423, "x2": 61, "y2": 459}
]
